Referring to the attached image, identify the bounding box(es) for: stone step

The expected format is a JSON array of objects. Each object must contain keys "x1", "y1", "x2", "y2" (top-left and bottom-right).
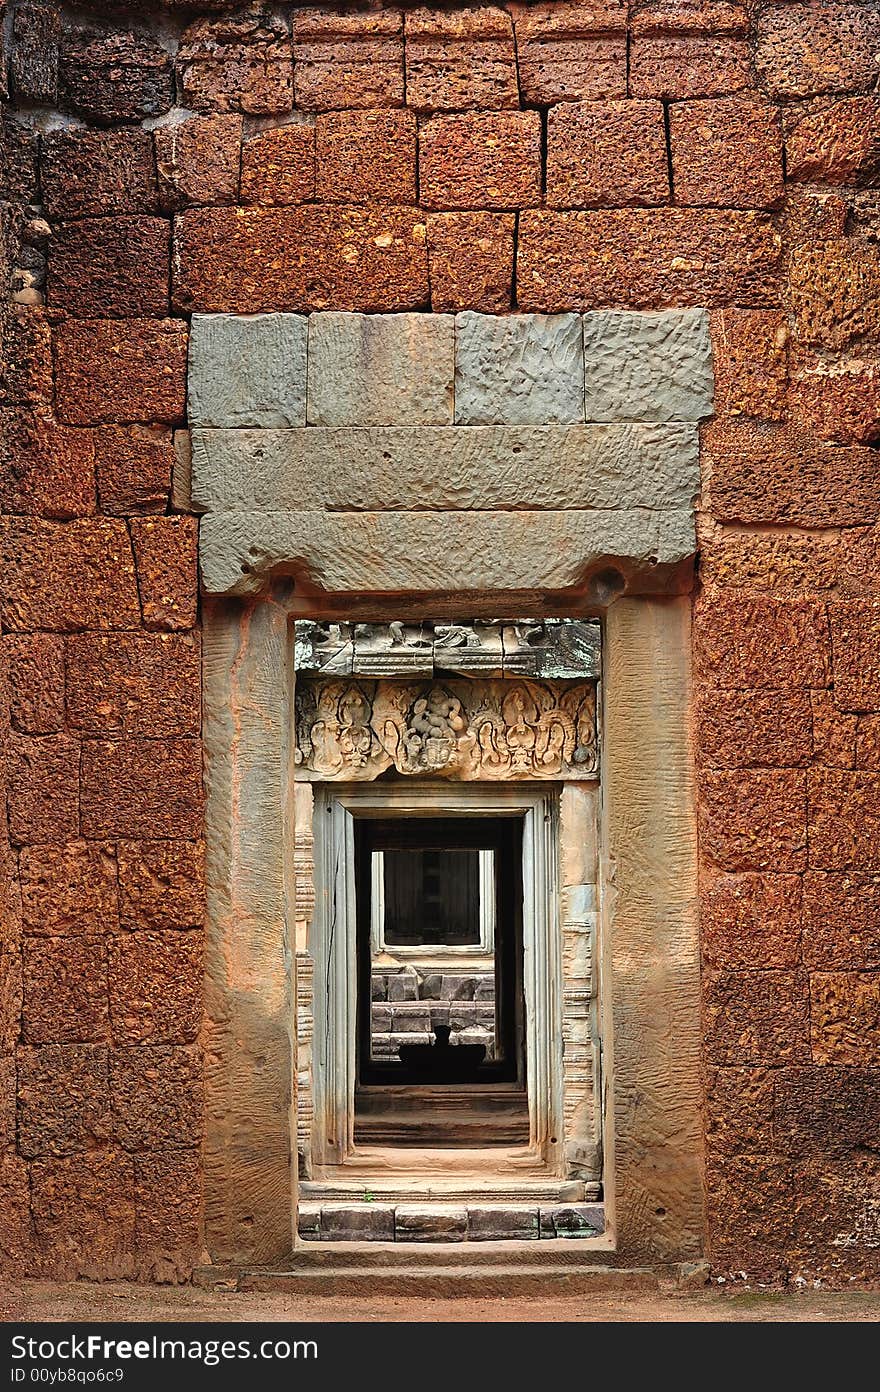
[
  {"x1": 223, "y1": 1263, "x2": 658, "y2": 1298},
  {"x1": 300, "y1": 1177, "x2": 592, "y2": 1205},
  {"x1": 297, "y1": 1200, "x2": 604, "y2": 1243}
]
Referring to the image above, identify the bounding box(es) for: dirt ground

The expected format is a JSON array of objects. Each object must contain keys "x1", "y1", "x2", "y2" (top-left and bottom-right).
[{"x1": 2, "y1": 1280, "x2": 880, "y2": 1323}]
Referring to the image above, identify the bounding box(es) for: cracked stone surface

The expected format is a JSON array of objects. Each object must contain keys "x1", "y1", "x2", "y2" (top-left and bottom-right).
[
  {"x1": 188, "y1": 313, "x2": 308, "y2": 428},
  {"x1": 307, "y1": 312, "x2": 454, "y2": 425},
  {"x1": 454, "y1": 311, "x2": 585, "y2": 424},
  {"x1": 582, "y1": 309, "x2": 713, "y2": 422}
]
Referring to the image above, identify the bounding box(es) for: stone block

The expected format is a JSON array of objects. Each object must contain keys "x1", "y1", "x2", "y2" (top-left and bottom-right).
[
  {"x1": 387, "y1": 971, "x2": 418, "y2": 1002},
  {"x1": 670, "y1": 99, "x2": 784, "y2": 209},
  {"x1": 40, "y1": 129, "x2": 158, "y2": 220},
  {"x1": 696, "y1": 689, "x2": 813, "y2": 769},
  {"x1": 48, "y1": 217, "x2": 170, "y2": 320},
  {"x1": 774, "y1": 1065, "x2": 880, "y2": 1160},
  {"x1": 129, "y1": 516, "x2": 198, "y2": 631},
  {"x1": 110, "y1": 1044, "x2": 204, "y2": 1151},
  {"x1": 172, "y1": 431, "x2": 193, "y2": 514},
  {"x1": 698, "y1": 769, "x2": 807, "y2": 872},
  {"x1": 426, "y1": 211, "x2": 514, "y2": 313},
  {"x1": 419, "y1": 111, "x2": 541, "y2": 211},
  {"x1": 11, "y1": 1, "x2": 60, "y2": 105},
  {"x1": 547, "y1": 100, "x2": 669, "y2": 208},
  {"x1": 58, "y1": 22, "x2": 173, "y2": 124},
  {"x1": 292, "y1": 8, "x2": 404, "y2": 111},
  {"x1": 709, "y1": 309, "x2": 789, "y2": 423},
  {"x1": 455, "y1": 312, "x2": 583, "y2": 425},
  {"x1": 0, "y1": 415, "x2": 96, "y2": 521},
  {"x1": 404, "y1": 6, "x2": 518, "y2": 112},
  {"x1": 81, "y1": 739, "x2": 204, "y2": 841},
  {"x1": 31, "y1": 1149, "x2": 135, "y2": 1281},
  {"x1": 704, "y1": 1063, "x2": 776, "y2": 1161},
  {"x1": 134, "y1": 1150, "x2": 201, "y2": 1256},
  {"x1": 630, "y1": 34, "x2": 752, "y2": 100},
  {"x1": 7, "y1": 732, "x2": 79, "y2": 845},
  {"x1": 812, "y1": 690, "x2": 858, "y2": 769},
  {"x1": 17, "y1": 1044, "x2": 109, "y2": 1158},
  {"x1": 55, "y1": 319, "x2": 188, "y2": 427},
  {"x1": 694, "y1": 594, "x2": 830, "y2": 689},
  {"x1": 155, "y1": 114, "x2": 241, "y2": 211},
  {"x1": 808, "y1": 770, "x2": 880, "y2": 871},
  {"x1": 394, "y1": 1204, "x2": 467, "y2": 1241},
  {"x1": 4, "y1": 634, "x2": 64, "y2": 734},
  {"x1": 0, "y1": 950, "x2": 22, "y2": 1053},
  {"x1": 789, "y1": 242, "x2": 880, "y2": 352},
  {"x1": 240, "y1": 123, "x2": 315, "y2": 206},
  {"x1": 582, "y1": 310, "x2": 712, "y2": 422},
  {"x1": 108, "y1": 933, "x2": 202, "y2": 1046},
  {"x1": 316, "y1": 108, "x2": 416, "y2": 204},
  {"x1": 786, "y1": 97, "x2": 880, "y2": 184},
  {"x1": 467, "y1": 1205, "x2": 540, "y2": 1240},
  {"x1": 176, "y1": 12, "x2": 292, "y2": 115},
  {"x1": 65, "y1": 633, "x2": 200, "y2": 738},
  {"x1": 0, "y1": 518, "x2": 141, "y2": 632},
  {"x1": 705, "y1": 1150, "x2": 795, "y2": 1281},
  {"x1": 791, "y1": 357, "x2": 880, "y2": 446},
  {"x1": 511, "y1": 2, "x2": 627, "y2": 104},
  {"x1": 701, "y1": 872, "x2": 802, "y2": 971},
  {"x1": 697, "y1": 524, "x2": 842, "y2": 595},
  {"x1": 20, "y1": 841, "x2": 118, "y2": 938},
  {"x1": 117, "y1": 840, "x2": 205, "y2": 933},
  {"x1": 22, "y1": 937, "x2": 108, "y2": 1045},
  {"x1": 1, "y1": 309, "x2": 53, "y2": 411},
  {"x1": 829, "y1": 601, "x2": 880, "y2": 712},
  {"x1": 173, "y1": 206, "x2": 429, "y2": 315},
  {"x1": 703, "y1": 969, "x2": 811, "y2": 1065},
  {"x1": 96, "y1": 426, "x2": 172, "y2": 517},
  {"x1": 803, "y1": 872, "x2": 880, "y2": 970},
  {"x1": 517, "y1": 209, "x2": 780, "y2": 313},
  {"x1": 810, "y1": 972, "x2": 880, "y2": 1066},
  {"x1": 316, "y1": 1204, "x2": 395, "y2": 1241},
  {"x1": 756, "y1": 3, "x2": 880, "y2": 99},
  {"x1": 544, "y1": 1204, "x2": 604, "y2": 1237},
  {"x1": 189, "y1": 313, "x2": 307, "y2": 429},
  {"x1": 307, "y1": 312, "x2": 453, "y2": 426}
]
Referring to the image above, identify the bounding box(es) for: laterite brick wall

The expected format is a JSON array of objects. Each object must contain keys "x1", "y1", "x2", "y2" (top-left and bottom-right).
[{"x1": 1, "y1": 0, "x2": 879, "y2": 1284}]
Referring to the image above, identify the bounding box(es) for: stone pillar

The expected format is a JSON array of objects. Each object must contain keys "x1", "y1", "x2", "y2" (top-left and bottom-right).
[
  {"x1": 601, "y1": 596, "x2": 704, "y2": 1262},
  {"x1": 202, "y1": 590, "x2": 297, "y2": 1264}
]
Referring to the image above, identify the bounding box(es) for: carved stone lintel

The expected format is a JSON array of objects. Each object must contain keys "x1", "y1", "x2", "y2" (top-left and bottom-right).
[{"x1": 295, "y1": 676, "x2": 599, "y2": 782}]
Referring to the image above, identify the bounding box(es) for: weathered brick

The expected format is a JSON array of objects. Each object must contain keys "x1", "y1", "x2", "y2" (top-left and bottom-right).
[
  {"x1": 405, "y1": 6, "x2": 518, "y2": 112},
  {"x1": 0, "y1": 309, "x2": 52, "y2": 412},
  {"x1": 58, "y1": 23, "x2": 173, "y2": 124},
  {"x1": 811, "y1": 973, "x2": 880, "y2": 1066},
  {"x1": 0, "y1": 950, "x2": 22, "y2": 1053},
  {"x1": 426, "y1": 211, "x2": 514, "y2": 312},
  {"x1": 129, "y1": 517, "x2": 198, "y2": 631},
  {"x1": 7, "y1": 733, "x2": 79, "y2": 845},
  {"x1": 699, "y1": 768, "x2": 808, "y2": 872},
  {"x1": 56, "y1": 319, "x2": 188, "y2": 427},
  {"x1": 786, "y1": 97, "x2": 880, "y2": 184},
  {"x1": 697, "y1": 689, "x2": 813, "y2": 769},
  {"x1": 0, "y1": 110, "x2": 37, "y2": 204},
  {"x1": 705, "y1": 1151, "x2": 795, "y2": 1279},
  {"x1": 17, "y1": 1044, "x2": 108, "y2": 1158},
  {"x1": 803, "y1": 872, "x2": 880, "y2": 969},
  {"x1": 20, "y1": 841, "x2": 119, "y2": 938},
  {"x1": 154, "y1": 114, "x2": 241, "y2": 211},
  {"x1": 240, "y1": 122, "x2": 315, "y2": 206},
  {"x1": 546, "y1": 100, "x2": 668, "y2": 208},
  {"x1": 808, "y1": 769, "x2": 880, "y2": 870},
  {"x1": 116, "y1": 841, "x2": 205, "y2": 933},
  {"x1": 30, "y1": 1149, "x2": 134, "y2": 1280},
  {"x1": 48, "y1": 217, "x2": 170, "y2": 319},
  {"x1": 65, "y1": 633, "x2": 200, "y2": 738},
  {"x1": 698, "y1": 522, "x2": 842, "y2": 595},
  {"x1": 292, "y1": 7, "x2": 404, "y2": 111},
  {"x1": 709, "y1": 309, "x2": 789, "y2": 422},
  {"x1": 40, "y1": 129, "x2": 158, "y2": 220},
  {"x1": 517, "y1": 209, "x2": 780, "y2": 311},
  {"x1": 110, "y1": 1044, "x2": 203, "y2": 1150},
  {"x1": 791, "y1": 358, "x2": 880, "y2": 446},
  {"x1": 419, "y1": 111, "x2": 541, "y2": 212},
  {"x1": 704, "y1": 421, "x2": 880, "y2": 527},
  {"x1": 811, "y1": 689, "x2": 857, "y2": 769},
  {"x1": 830, "y1": 600, "x2": 880, "y2": 711},
  {"x1": 95, "y1": 426, "x2": 172, "y2": 516},
  {"x1": 135, "y1": 1150, "x2": 200, "y2": 1255},
  {"x1": 10, "y1": 1, "x2": 60, "y2": 105},
  {"x1": 695, "y1": 594, "x2": 830, "y2": 688},
  {"x1": 704, "y1": 1063, "x2": 776, "y2": 1160},
  {"x1": 704, "y1": 969, "x2": 811, "y2": 1064},
  {"x1": 316, "y1": 108, "x2": 416, "y2": 204},
  {"x1": 701, "y1": 873, "x2": 802, "y2": 971},
  {"x1": 22, "y1": 938, "x2": 108, "y2": 1045},
  {"x1": 174, "y1": 205, "x2": 428, "y2": 314},
  {"x1": 4, "y1": 634, "x2": 64, "y2": 734},
  {"x1": 108, "y1": 933, "x2": 202, "y2": 1045},
  {"x1": 176, "y1": 12, "x2": 292, "y2": 115},
  {"x1": 0, "y1": 1155, "x2": 31, "y2": 1271},
  {"x1": 0, "y1": 415, "x2": 95, "y2": 520},
  {"x1": 782, "y1": 187, "x2": 849, "y2": 250},
  {"x1": 774, "y1": 1066, "x2": 880, "y2": 1160},
  {"x1": 788, "y1": 242, "x2": 880, "y2": 350},
  {"x1": 856, "y1": 715, "x2": 880, "y2": 769},
  {"x1": 630, "y1": 3, "x2": 753, "y2": 100},
  {"x1": 670, "y1": 98, "x2": 784, "y2": 209},
  {"x1": 0, "y1": 518, "x2": 141, "y2": 632},
  {"x1": 756, "y1": 3, "x2": 880, "y2": 100},
  {"x1": 510, "y1": 2, "x2": 627, "y2": 104},
  {"x1": 81, "y1": 739, "x2": 203, "y2": 841}
]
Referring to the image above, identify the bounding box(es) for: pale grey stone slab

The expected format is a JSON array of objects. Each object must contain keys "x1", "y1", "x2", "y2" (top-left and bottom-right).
[
  {"x1": 188, "y1": 313, "x2": 308, "y2": 428},
  {"x1": 191, "y1": 423, "x2": 699, "y2": 513},
  {"x1": 307, "y1": 312, "x2": 454, "y2": 425},
  {"x1": 454, "y1": 312, "x2": 585, "y2": 425},
  {"x1": 582, "y1": 309, "x2": 713, "y2": 422},
  {"x1": 198, "y1": 507, "x2": 696, "y2": 598}
]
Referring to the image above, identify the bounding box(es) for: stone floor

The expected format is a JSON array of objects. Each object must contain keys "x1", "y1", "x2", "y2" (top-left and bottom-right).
[{"x1": 299, "y1": 1201, "x2": 604, "y2": 1241}]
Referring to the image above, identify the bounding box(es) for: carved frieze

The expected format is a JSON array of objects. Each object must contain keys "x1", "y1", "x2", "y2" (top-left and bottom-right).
[{"x1": 295, "y1": 677, "x2": 599, "y2": 782}]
